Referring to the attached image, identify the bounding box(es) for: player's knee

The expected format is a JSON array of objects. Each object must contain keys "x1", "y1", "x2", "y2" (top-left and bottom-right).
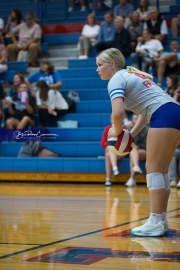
[{"x1": 146, "y1": 172, "x2": 165, "y2": 190}]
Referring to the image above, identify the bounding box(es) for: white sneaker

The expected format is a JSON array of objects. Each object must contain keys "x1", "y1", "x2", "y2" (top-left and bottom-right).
[
  {"x1": 170, "y1": 180, "x2": 177, "y2": 187},
  {"x1": 131, "y1": 218, "x2": 165, "y2": 236},
  {"x1": 163, "y1": 220, "x2": 169, "y2": 234},
  {"x1": 124, "y1": 178, "x2": 136, "y2": 187},
  {"x1": 132, "y1": 165, "x2": 142, "y2": 174},
  {"x1": 113, "y1": 168, "x2": 119, "y2": 176},
  {"x1": 176, "y1": 180, "x2": 180, "y2": 188},
  {"x1": 105, "y1": 179, "x2": 111, "y2": 186},
  {"x1": 78, "y1": 55, "x2": 84, "y2": 59}
]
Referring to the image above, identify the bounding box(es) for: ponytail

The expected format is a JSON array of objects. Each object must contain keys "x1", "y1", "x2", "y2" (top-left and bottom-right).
[
  {"x1": 126, "y1": 66, "x2": 153, "y2": 80},
  {"x1": 97, "y1": 48, "x2": 153, "y2": 80}
]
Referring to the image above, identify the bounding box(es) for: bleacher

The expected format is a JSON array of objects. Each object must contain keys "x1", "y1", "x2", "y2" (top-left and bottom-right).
[{"x1": 0, "y1": 0, "x2": 179, "y2": 182}]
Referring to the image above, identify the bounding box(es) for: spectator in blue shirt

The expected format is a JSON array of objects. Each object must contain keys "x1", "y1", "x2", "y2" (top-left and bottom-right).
[
  {"x1": 26, "y1": 61, "x2": 62, "y2": 95},
  {"x1": 95, "y1": 12, "x2": 116, "y2": 53},
  {"x1": 113, "y1": 0, "x2": 134, "y2": 28}
]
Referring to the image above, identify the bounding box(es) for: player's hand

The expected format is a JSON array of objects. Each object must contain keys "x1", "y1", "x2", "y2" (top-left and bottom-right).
[{"x1": 108, "y1": 126, "x2": 116, "y2": 139}]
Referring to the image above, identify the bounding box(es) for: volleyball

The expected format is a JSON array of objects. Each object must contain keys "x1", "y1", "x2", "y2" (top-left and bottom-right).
[{"x1": 108, "y1": 129, "x2": 134, "y2": 156}]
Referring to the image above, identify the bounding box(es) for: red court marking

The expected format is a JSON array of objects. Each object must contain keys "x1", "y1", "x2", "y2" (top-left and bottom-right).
[{"x1": 170, "y1": 214, "x2": 180, "y2": 218}]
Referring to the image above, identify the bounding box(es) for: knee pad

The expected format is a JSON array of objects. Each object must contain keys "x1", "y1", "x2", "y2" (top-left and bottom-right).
[
  {"x1": 146, "y1": 172, "x2": 165, "y2": 191},
  {"x1": 163, "y1": 174, "x2": 170, "y2": 190}
]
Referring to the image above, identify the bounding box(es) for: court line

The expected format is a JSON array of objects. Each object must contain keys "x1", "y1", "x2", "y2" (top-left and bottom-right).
[
  {"x1": 0, "y1": 243, "x2": 41, "y2": 245},
  {"x1": 0, "y1": 207, "x2": 179, "y2": 260}
]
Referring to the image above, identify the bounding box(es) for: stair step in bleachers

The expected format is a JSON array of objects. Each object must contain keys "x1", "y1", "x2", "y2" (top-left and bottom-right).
[
  {"x1": 68, "y1": 57, "x2": 132, "y2": 68},
  {"x1": 60, "y1": 68, "x2": 98, "y2": 78},
  {"x1": 60, "y1": 113, "x2": 110, "y2": 127},
  {"x1": 47, "y1": 127, "x2": 104, "y2": 141},
  {"x1": 0, "y1": 157, "x2": 146, "y2": 173},
  {"x1": 40, "y1": 42, "x2": 49, "y2": 55},
  {"x1": 61, "y1": 88, "x2": 109, "y2": 100},
  {"x1": 75, "y1": 100, "x2": 111, "y2": 113},
  {"x1": 62, "y1": 77, "x2": 106, "y2": 89},
  {"x1": 44, "y1": 34, "x2": 80, "y2": 45},
  {"x1": 0, "y1": 142, "x2": 104, "y2": 157},
  {"x1": 33, "y1": 113, "x2": 110, "y2": 128},
  {"x1": 7, "y1": 62, "x2": 27, "y2": 73},
  {"x1": 0, "y1": 70, "x2": 16, "y2": 83},
  {"x1": 68, "y1": 59, "x2": 96, "y2": 68}
]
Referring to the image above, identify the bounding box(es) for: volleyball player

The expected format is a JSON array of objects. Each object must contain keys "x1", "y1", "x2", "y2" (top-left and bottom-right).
[{"x1": 96, "y1": 48, "x2": 180, "y2": 236}]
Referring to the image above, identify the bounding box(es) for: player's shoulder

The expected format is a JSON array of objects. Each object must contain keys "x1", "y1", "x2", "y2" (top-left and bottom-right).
[{"x1": 108, "y1": 69, "x2": 130, "y2": 91}]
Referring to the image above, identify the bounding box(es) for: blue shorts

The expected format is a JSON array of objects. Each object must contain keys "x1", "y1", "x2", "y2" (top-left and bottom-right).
[{"x1": 150, "y1": 102, "x2": 180, "y2": 130}]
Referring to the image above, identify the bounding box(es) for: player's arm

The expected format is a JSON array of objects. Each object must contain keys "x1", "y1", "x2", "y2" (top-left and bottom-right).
[
  {"x1": 111, "y1": 97, "x2": 125, "y2": 137},
  {"x1": 130, "y1": 114, "x2": 148, "y2": 137}
]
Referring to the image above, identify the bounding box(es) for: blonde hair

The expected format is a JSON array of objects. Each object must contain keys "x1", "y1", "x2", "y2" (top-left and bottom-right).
[
  {"x1": 87, "y1": 13, "x2": 97, "y2": 26},
  {"x1": 97, "y1": 48, "x2": 153, "y2": 80}
]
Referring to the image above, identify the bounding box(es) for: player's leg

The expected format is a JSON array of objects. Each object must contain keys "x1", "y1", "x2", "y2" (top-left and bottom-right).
[
  {"x1": 131, "y1": 127, "x2": 180, "y2": 236},
  {"x1": 108, "y1": 150, "x2": 121, "y2": 175},
  {"x1": 105, "y1": 148, "x2": 113, "y2": 186}
]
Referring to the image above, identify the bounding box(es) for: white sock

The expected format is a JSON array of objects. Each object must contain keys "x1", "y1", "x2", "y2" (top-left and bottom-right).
[
  {"x1": 150, "y1": 213, "x2": 163, "y2": 225},
  {"x1": 162, "y1": 212, "x2": 167, "y2": 221},
  {"x1": 106, "y1": 178, "x2": 111, "y2": 181},
  {"x1": 113, "y1": 166, "x2": 118, "y2": 171}
]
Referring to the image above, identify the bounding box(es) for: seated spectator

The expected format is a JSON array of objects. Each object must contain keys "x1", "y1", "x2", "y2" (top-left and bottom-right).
[
  {"x1": 127, "y1": 12, "x2": 143, "y2": 51},
  {"x1": 168, "y1": 144, "x2": 180, "y2": 188},
  {"x1": 5, "y1": 83, "x2": 36, "y2": 129},
  {"x1": 0, "y1": 82, "x2": 5, "y2": 127},
  {"x1": 153, "y1": 40, "x2": 180, "y2": 86},
  {"x1": 3, "y1": 9, "x2": 22, "y2": 46},
  {"x1": 36, "y1": 80, "x2": 69, "y2": 127},
  {"x1": 9, "y1": 73, "x2": 26, "y2": 99},
  {"x1": 136, "y1": 0, "x2": 151, "y2": 22},
  {"x1": 68, "y1": 0, "x2": 86, "y2": 12},
  {"x1": 0, "y1": 35, "x2": 8, "y2": 74},
  {"x1": 100, "y1": 117, "x2": 124, "y2": 186},
  {"x1": 130, "y1": 29, "x2": 163, "y2": 71},
  {"x1": 125, "y1": 114, "x2": 149, "y2": 187},
  {"x1": 173, "y1": 81, "x2": 180, "y2": 103},
  {"x1": 26, "y1": 61, "x2": 62, "y2": 95},
  {"x1": 89, "y1": 0, "x2": 113, "y2": 11},
  {"x1": 7, "y1": 12, "x2": 42, "y2": 67},
  {"x1": 78, "y1": 13, "x2": 100, "y2": 59},
  {"x1": 113, "y1": 0, "x2": 134, "y2": 28},
  {"x1": 0, "y1": 17, "x2": 4, "y2": 34},
  {"x1": 112, "y1": 16, "x2": 131, "y2": 58},
  {"x1": 95, "y1": 11, "x2": 116, "y2": 53},
  {"x1": 18, "y1": 141, "x2": 60, "y2": 157},
  {"x1": 171, "y1": 9, "x2": 180, "y2": 38},
  {"x1": 164, "y1": 74, "x2": 179, "y2": 97},
  {"x1": 143, "y1": 7, "x2": 168, "y2": 45}
]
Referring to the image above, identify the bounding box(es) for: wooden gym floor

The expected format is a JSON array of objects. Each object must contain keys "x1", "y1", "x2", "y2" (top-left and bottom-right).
[{"x1": 0, "y1": 182, "x2": 180, "y2": 270}]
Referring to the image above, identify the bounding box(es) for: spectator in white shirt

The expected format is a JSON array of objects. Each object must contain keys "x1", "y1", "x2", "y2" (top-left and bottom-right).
[
  {"x1": 36, "y1": 80, "x2": 69, "y2": 127},
  {"x1": 143, "y1": 7, "x2": 168, "y2": 45},
  {"x1": 0, "y1": 17, "x2": 4, "y2": 33},
  {"x1": 136, "y1": 0, "x2": 151, "y2": 22},
  {"x1": 78, "y1": 13, "x2": 100, "y2": 59},
  {"x1": 130, "y1": 29, "x2": 164, "y2": 71}
]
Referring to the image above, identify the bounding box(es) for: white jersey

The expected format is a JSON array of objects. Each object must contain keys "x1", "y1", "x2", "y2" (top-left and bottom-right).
[{"x1": 108, "y1": 69, "x2": 179, "y2": 121}]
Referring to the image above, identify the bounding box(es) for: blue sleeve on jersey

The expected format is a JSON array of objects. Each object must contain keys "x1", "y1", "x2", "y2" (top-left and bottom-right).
[
  {"x1": 28, "y1": 72, "x2": 41, "y2": 83},
  {"x1": 109, "y1": 88, "x2": 125, "y2": 99},
  {"x1": 52, "y1": 71, "x2": 62, "y2": 83},
  {"x1": 108, "y1": 72, "x2": 126, "y2": 100}
]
